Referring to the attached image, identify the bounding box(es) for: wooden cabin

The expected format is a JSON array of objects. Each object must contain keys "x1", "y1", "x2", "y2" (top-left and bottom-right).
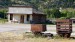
[{"x1": 7, "y1": 6, "x2": 46, "y2": 24}]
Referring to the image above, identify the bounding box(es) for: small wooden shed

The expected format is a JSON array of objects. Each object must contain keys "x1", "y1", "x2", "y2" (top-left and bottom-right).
[{"x1": 7, "y1": 5, "x2": 46, "y2": 24}]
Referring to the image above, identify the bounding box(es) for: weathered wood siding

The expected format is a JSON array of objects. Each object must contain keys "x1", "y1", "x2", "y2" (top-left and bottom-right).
[
  {"x1": 31, "y1": 24, "x2": 46, "y2": 32},
  {"x1": 32, "y1": 14, "x2": 46, "y2": 24}
]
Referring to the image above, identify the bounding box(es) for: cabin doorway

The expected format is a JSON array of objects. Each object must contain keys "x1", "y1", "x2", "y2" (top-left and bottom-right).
[
  {"x1": 10, "y1": 14, "x2": 13, "y2": 20},
  {"x1": 20, "y1": 15, "x2": 24, "y2": 23}
]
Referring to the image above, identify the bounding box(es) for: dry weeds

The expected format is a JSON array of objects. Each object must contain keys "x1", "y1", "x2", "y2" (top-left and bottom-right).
[{"x1": 0, "y1": 32, "x2": 75, "y2": 42}]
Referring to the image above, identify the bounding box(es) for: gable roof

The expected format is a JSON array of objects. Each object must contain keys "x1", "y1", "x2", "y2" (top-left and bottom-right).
[
  {"x1": 7, "y1": 6, "x2": 44, "y2": 14},
  {"x1": 33, "y1": 9, "x2": 44, "y2": 14}
]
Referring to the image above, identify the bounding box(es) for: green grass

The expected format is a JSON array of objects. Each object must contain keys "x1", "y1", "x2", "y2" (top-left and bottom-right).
[
  {"x1": 61, "y1": 8, "x2": 75, "y2": 12},
  {"x1": 0, "y1": 18, "x2": 7, "y2": 24}
]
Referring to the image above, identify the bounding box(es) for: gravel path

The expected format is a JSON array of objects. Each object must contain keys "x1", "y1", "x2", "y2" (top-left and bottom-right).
[{"x1": 0, "y1": 23, "x2": 75, "y2": 36}]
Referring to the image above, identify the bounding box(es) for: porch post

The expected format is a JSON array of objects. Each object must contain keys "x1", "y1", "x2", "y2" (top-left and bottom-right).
[{"x1": 8, "y1": 14, "x2": 11, "y2": 22}]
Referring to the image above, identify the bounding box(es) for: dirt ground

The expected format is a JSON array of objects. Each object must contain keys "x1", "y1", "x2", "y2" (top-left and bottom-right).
[
  {"x1": 0, "y1": 23, "x2": 75, "y2": 36},
  {"x1": 0, "y1": 23, "x2": 75, "y2": 42}
]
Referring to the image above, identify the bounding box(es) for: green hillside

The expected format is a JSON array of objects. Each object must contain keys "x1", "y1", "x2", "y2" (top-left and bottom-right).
[{"x1": 0, "y1": 0, "x2": 75, "y2": 19}]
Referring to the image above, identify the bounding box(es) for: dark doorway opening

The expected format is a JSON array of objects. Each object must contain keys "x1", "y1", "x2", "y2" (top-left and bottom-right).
[
  {"x1": 10, "y1": 14, "x2": 13, "y2": 20},
  {"x1": 27, "y1": 15, "x2": 30, "y2": 21},
  {"x1": 20, "y1": 15, "x2": 24, "y2": 23},
  {"x1": 73, "y1": 21, "x2": 75, "y2": 23}
]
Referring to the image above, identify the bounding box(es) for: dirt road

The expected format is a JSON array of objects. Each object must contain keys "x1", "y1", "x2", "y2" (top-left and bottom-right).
[{"x1": 0, "y1": 23, "x2": 75, "y2": 36}]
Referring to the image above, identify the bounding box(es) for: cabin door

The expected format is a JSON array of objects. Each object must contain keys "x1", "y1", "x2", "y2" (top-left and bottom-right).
[
  {"x1": 20, "y1": 15, "x2": 24, "y2": 23},
  {"x1": 10, "y1": 14, "x2": 13, "y2": 20}
]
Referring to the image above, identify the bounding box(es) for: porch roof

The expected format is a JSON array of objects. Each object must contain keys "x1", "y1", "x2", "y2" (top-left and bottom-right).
[{"x1": 7, "y1": 6, "x2": 44, "y2": 14}]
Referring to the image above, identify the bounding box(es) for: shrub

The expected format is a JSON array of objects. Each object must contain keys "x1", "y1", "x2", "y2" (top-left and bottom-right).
[{"x1": 0, "y1": 9, "x2": 7, "y2": 19}]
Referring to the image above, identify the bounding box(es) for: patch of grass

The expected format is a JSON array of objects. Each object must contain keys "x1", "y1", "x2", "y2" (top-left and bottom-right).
[{"x1": 0, "y1": 18, "x2": 7, "y2": 24}]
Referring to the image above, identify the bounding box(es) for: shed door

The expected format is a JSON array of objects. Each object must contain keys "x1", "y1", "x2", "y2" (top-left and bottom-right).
[{"x1": 20, "y1": 15, "x2": 24, "y2": 23}]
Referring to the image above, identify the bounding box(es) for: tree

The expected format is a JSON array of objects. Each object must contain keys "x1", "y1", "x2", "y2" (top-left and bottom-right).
[
  {"x1": 66, "y1": 12, "x2": 73, "y2": 18},
  {"x1": 0, "y1": 0, "x2": 12, "y2": 6},
  {"x1": 0, "y1": 9, "x2": 7, "y2": 19},
  {"x1": 51, "y1": 8, "x2": 61, "y2": 18}
]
